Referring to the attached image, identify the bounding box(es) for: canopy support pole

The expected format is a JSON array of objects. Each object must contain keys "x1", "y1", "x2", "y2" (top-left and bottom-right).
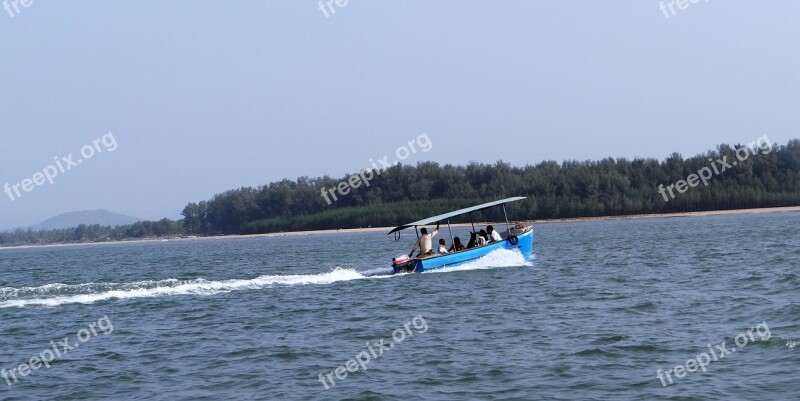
[
  {"x1": 446, "y1": 219, "x2": 454, "y2": 251},
  {"x1": 502, "y1": 204, "x2": 511, "y2": 233},
  {"x1": 469, "y1": 212, "x2": 476, "y2": 233}
]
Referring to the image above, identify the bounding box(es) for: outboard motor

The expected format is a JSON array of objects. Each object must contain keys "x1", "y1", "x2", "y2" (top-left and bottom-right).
[{"x1": 392, "y1": 255, "x2": 414, "y2": 273}]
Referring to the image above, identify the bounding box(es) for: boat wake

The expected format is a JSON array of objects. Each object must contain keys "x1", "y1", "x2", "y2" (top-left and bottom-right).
[
  {"x1": 0, "y1": 269, "x2": 366, "y2": 309},
  {"x1": 0, "y1": 249, "x2": 532, "y2": 308},
  {"x1": 427, "y1": 248, "x2": 533, "y2": 273}
]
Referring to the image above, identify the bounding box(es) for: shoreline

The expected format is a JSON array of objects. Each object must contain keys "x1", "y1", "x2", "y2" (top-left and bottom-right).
[
  {"x1": 528, "y1": 205, "x2": 800, "y2": 224},
  {"x1": 2, "y1": 206, "x2": 798, "y2": 250}
]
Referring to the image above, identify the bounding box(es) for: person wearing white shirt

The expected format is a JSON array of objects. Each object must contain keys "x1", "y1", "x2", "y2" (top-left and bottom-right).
[
  {"x1": 437, "y1": 238, "x2": 449, "y2": 254},
  {"x1": 477, "y1": 230, "x2": 489, "y2": 246},
  {"x1": 410, "y1": 223, "x2": 439, "y2": 257},
  {"x1": 487, "y1": 225, "x2": 502, "y2": 242}
]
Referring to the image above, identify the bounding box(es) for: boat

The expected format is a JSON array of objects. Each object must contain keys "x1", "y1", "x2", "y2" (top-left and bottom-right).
[{"x1": 387, "y1": 196, "x2": 534, "y2": 273}]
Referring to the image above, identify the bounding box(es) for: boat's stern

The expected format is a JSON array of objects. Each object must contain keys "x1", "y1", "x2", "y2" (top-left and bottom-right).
[{"x1": 391, "y1": 255, "x2": 417, "y2": 274}]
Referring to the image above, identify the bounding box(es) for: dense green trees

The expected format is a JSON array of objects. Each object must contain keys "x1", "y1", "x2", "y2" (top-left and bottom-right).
[
  {"x1": 183, "y1": 139, "x2": 800, "y2": 235},
  {"x1": 2, "y1": 139, "x2": 799, "y2": 246}
]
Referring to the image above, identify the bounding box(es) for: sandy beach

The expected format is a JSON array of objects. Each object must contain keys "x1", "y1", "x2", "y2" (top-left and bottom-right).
[{"x1": 2, "y1": 206, "x2": 798, "y2": 250}]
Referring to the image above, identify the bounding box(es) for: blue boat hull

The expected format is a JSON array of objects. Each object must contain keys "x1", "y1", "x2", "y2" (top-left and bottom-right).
[{"x1": 393, "y1": 229, "x2": 534, "y2": 273}]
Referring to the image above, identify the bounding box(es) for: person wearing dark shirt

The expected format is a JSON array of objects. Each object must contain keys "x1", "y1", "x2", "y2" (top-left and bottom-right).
[{"x1": 449, "y1": 237, "x2": 465, "y2": 252}]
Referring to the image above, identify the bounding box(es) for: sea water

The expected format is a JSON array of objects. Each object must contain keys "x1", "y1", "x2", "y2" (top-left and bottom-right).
[{"x1": 0, "y1": 212, "x2": 798, "y2": 400}]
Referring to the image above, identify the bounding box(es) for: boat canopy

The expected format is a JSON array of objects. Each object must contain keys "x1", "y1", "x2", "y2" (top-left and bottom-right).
[{"x1": 387, "y1": 196, "x2": 527, "y2": 234}]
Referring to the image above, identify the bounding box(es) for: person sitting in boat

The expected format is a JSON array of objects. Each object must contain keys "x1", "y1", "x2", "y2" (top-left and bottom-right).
[
  {"x1": 486, "y1": 225, "x2": 502, "y2": 242},
  {"x1": 449, "y1": 237, "x2": 465, "y2": 252},
  {"x1": 477, "y1": 229, "x2": 489, "y2": 246},
  {"x1": 437, "y1": 238, "x2": 449, "y2": 254},
  {"x1": 466, "y1": 232, "x2": 478, "y2": 248},
  {"x1": 410, "y1": 222, "x2": 439, "y2": 257}
]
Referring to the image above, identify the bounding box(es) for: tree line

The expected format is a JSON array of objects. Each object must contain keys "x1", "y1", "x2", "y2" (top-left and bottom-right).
[
  {"x1": 0, "y1": 219, "x2": 183, "y2": 247},
  {"x1": 2, "y1": 139, "x2": 799, "y2": 246},
  {"x1": 181, "y1": 139, "x2": 800, "y2": 234}
]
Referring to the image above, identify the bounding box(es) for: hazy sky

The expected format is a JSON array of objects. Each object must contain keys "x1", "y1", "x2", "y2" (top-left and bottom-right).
[{"x1": 1, "y1": 1, "x2": 798, "y2": 228}]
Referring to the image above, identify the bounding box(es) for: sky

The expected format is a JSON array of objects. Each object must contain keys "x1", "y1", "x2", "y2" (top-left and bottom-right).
[{"x1": 0, "y1": 1, "x2": 798, "y2": 228}]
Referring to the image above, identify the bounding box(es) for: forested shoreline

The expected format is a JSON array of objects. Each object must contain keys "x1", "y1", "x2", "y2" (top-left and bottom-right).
[{"x1": 2, "y1": 139, "x2": 799, "y2": 246}]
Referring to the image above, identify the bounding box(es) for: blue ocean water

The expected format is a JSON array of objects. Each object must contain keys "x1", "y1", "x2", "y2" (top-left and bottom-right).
[{"x1": 0, "y1": 212, "x2": 798, "y2": 400}]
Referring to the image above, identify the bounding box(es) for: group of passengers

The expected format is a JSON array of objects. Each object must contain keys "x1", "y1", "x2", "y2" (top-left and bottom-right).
[{"x1": 409, "y1": 222, "x2": 503, "y2": 258}]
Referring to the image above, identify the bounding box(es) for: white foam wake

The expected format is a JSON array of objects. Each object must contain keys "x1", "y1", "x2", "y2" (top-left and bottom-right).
[
  {"x1": 426, "y1": 248, "x2": 533, "y2": 274},
  {"x1": 0, "y1": 250, "x2": 532, "y2": 308},
  {"x1": 0, "y1": 268, "x2": 365, "y2": 308}
]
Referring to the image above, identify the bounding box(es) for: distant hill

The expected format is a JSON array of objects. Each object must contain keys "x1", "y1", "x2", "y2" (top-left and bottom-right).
[{"x1": 33, "y1": 210, "x2": 140, "y2": 230}]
